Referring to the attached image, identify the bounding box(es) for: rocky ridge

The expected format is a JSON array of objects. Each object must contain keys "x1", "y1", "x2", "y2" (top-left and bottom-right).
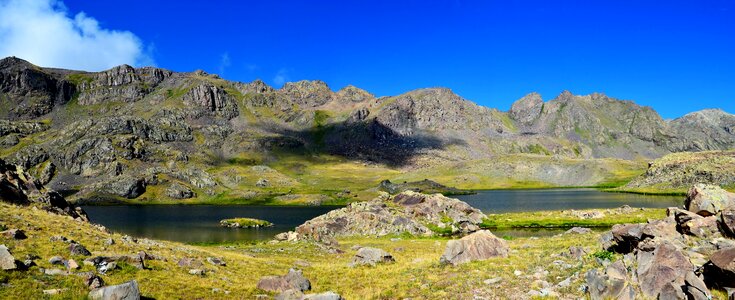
[{"x1": 2, "y1": 56, "x2": 734, "y2": 203}]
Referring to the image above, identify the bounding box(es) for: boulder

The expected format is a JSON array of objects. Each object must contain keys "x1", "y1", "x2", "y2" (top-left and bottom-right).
[
  {"x1": 720, "y1": 206, "x2": 735, "y2": 237},
  {"x1": 585, "y1": 260, "x2": 636, "y2": 300},
  {"x1": 704, "y1": 247, "x2": 735, "y2": 288},
  {"x1": 439, "y1": 230, "x2": 509, "y2": 265},
  {"x1": 177, "y1": 257, "x2": 203, "y2": 268},
  {"x1": 349, "y1": 247, "x2": 395, "y2": 267},
  {"x1": 88, "y1": 280, "x2": 140, "y2": 300},
  {"x1": 609, "y1": 223, "x2": 644, "y2": 253},
  {"x1": 206, "y1": 257, "x2": 226, "y2": 266},
  {"x1": 83, "y1": 273, "x2": 105, "y2": 290},
  {"x1": 681, "y1": 215, "x2": 721, "y2": 239},
  {"x1": 1, "y1": 229, "x2": 27, "y2": 240},
  {"x1": 257, "y1": 268, "x2": 311, "y2": 293},
  {"x1": 636, "y1": 241, "x2": 693, "y2": 298},
  {"x1": 165, "y1": 183, "x2": 194, "y2": 199},
  {"x1": 684, "y1": 272, "x2": 712, "y2": 300},
  {"x1": 0, "y1": 245, "x2": 17, "y2": 270},
  {"x1": 685, "y1": 183, "x2": 735, "y2": 216},
  {"x1": 69, "y1": 243, "x2": 92, "y2": 256}
]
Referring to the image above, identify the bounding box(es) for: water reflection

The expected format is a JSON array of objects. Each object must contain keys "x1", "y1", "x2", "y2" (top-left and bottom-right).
[
  {"x1": 84, "y1": 189, "x2": 682, "y2": 243},
  {"x1": 454, "y1": 188, "x2": 680, "y2": 213}
]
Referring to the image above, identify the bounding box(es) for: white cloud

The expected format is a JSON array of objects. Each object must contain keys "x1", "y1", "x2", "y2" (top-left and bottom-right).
[
  {"x1": 273, "y1": 68, "x2": 290, "y2": 86},
  {"x1": 0, "y1": 0, "x2": 153, "y2": 71},
  {"x1": 218, "y1": 52, "x2": 231, "y2": 75}
]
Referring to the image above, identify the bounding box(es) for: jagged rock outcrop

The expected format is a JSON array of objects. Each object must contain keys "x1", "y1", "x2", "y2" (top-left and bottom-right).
[
  {"x1": 624, "y1": 150, "x2": 735, "y2": 191},
  {"x1": 76, "y1": 64, "x2": 172, "y2": 105},
  {"x1": 0, "y1": 158, "x2": 87, "y2": 220},
  {"x1": 285, "y1": 191, "x2": 486, "y2": 243},
  {"x1": 280, "y1": 80, "x2": 333, "y2": 108},
  {"x1": 0, "y1": 57, "x2": 75, "y2": 119},
  {"x1": 373, "y1": 88, "x2": 507, "y2": 135},
  {"x1": 669, "y1": 109, "x2": 735, "y2": 151},
  {"x1": 183, "y1": 84, "x2": 238, "y2": 119},
  {"x1": 509, "y1": 92, "x2": 543, "y2": 126}
]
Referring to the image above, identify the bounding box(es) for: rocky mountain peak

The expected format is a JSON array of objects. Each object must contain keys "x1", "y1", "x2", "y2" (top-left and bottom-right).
[
  {"x1": 0, "y1": 56, "x2": 36, "y2": 71},
  {"x1": 280, "y1": 80, "x2": 334, "y2": 107},
  {"x1": 237, "y1": 79, "x2": 275, "y2": 94},
  {"x1": 336, "y1": 85, "x2": 374, "y2": 103},
  {"x1": 509, "y1": 92, "x2": 544, "y2": 125}
]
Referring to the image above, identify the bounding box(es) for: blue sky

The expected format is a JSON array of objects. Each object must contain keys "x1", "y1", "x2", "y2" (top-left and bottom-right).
[{"x1": 2, "y1": 1, "x2": 734, "y2": 118}]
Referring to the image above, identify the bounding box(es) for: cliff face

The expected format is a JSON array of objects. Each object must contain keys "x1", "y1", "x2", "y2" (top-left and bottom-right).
[{"x1": 1, "y1": 56, "x2": 733, "y2": 202}]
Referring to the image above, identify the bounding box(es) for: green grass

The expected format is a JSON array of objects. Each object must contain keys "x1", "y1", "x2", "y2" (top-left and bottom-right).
[{"x1": 480, "y1": 207, "x2": 666, "y2": 229}]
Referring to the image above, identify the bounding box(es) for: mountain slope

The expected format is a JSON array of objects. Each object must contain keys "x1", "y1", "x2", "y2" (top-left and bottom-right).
[{"x1": 1, "y1": 56, "x2": 733, "y2": 203}]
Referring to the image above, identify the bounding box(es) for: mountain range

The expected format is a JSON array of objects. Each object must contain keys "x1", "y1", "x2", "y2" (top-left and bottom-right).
[{"x1": 1, "y1": 56, "x2": 734, "y2": 204}]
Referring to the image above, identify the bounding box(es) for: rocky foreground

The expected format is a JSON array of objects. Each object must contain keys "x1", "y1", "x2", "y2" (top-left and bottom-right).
[{"x1": 588, "y1": 183, "x2": 735, "y2": 299}]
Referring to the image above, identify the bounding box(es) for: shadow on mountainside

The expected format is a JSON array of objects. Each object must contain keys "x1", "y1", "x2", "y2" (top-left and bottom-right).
[{"x1": 256, "y1": 118, "x2": 465, "y2": 167}]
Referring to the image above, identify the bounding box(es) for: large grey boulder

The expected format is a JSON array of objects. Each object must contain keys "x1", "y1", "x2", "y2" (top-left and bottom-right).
[
  {"x1": 439, "y1": 230, "x2": 509, "y2": 265},
  {"x1": 0, "y1": 245, "x2": 17, "y2": 270},
  {"x1": 349, "y1": 247, "x2": 395, "y2": 267},
  {"x1": 88, "y1": 280, "x2": 140, "y2": 300},
  {"x1": 636, "y1": 241, "x2": 693, "y2": 298},
  {"x1": 585, "y1": 260, "x2": 636, "y2": 300},
  {"x1": 257, "y1": 269, "x2": 311, "y2": 293},
  {"x1": 685, "y1": 183, "x2": 735, "y2": 216}
]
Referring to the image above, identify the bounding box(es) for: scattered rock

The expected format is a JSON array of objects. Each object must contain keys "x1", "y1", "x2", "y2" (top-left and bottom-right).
[
  {"x1": 1, "y1": 229, "x2": 26, "y2": 239},
  {"x1": 0, "y1": 245, "x2": 17, "y2": 270},
  {"x1": 585, "y1": 260, "x2": 636, "y2": 300},
  {"x1": 256, "y1": 178, "x2": 269, "y2": 187},
  {"x1": 257, "y1": 268, "x2": 311, "y2": 293},
  {"x1": 83, "y1": 273, "x2": 105, "y2": 290},
  {"x1": 206, "y1": 257, "x2": 226, "y2": 266},
  {"x1": 43, "y1": 289, "x2": 65, "y2": 295},
  {"x1": 484, "y1": 277, "x2": 503, "y2": 285},
  {"x1": 43, "y1": 268, "x2": 69, "y2": 276},
  {"x1": 349, "y1": 247, "x2": 394, "y2": 267},
  {"x1": 66, "y1": 259, "x2": 80, "y2": 270},
  {"x1": 685, "y1": 183, "x2": 735, "y2": 216},
  {"x1": 440, "y1": 230, "x2": 509, "y2": 265},
  {"x1": 88, "y1": 280, "x2": 140, "y2": 300},
  {"x1": 69, "y1": 243, "x2": 91, "y2": 256},
  {"x1": 49, "y1": 256, "x2": 64, "y2": 265},
  {"x1": 189, "y1": 269, "x2": 205, "y2": 276},
  {"x1": 177, "y1": 257, "x2": 203, "y2": 268}
]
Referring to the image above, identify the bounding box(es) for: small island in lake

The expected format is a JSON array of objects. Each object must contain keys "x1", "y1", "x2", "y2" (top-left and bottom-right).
[{"x1": 220, "y1": 218, "x2": 273, "y2": 228}]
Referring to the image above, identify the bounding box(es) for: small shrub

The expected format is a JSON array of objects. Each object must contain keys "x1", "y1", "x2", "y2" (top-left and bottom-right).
[{"x1": 591, "y1": 250, "x2": 615, "y2": 261}]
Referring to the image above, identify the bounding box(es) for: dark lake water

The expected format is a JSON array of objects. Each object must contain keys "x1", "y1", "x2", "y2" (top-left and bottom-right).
[
  {"x1": 454, "y1": 188, "x2": 681, "y2": 213},
  {"x1": 83, "y1": 189, "x2": 682, "y2": 243}
]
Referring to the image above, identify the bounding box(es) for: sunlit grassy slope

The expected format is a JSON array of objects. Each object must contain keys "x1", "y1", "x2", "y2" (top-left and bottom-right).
[{"x1": 0, "y1": 202, "x2": 682, "y2": 299}]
